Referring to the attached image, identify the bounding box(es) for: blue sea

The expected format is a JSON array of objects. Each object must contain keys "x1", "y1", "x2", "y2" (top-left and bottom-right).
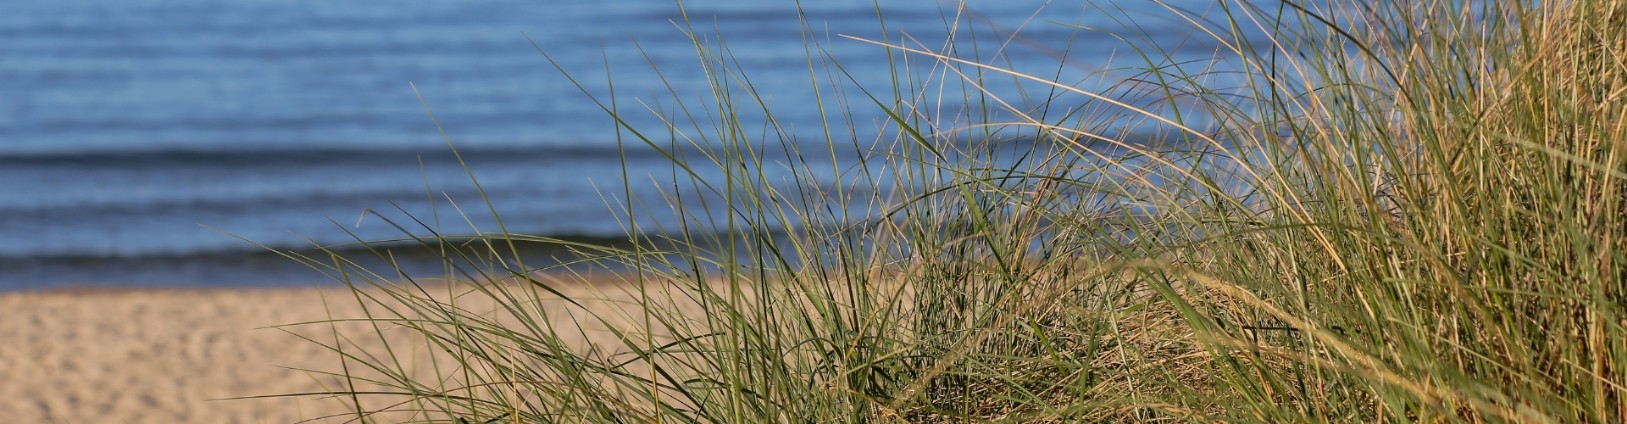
[{"x1": 1, "y1": 0, "x2": 1225, "y2": 289}]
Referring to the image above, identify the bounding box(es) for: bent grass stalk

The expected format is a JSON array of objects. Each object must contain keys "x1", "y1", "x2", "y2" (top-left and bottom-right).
[{"x1": 270, "y1": 0, "x2": 1624, "y2": 422}]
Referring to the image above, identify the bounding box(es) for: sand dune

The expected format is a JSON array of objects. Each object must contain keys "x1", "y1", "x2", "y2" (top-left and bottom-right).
[{"x1": 0, "y1": 278, "x2": 668, "y2": 423}]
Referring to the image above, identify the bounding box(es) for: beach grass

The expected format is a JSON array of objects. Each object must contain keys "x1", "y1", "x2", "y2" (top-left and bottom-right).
[{"x1": 275, "y1": 0, "x2": 1624, "y2": 422}]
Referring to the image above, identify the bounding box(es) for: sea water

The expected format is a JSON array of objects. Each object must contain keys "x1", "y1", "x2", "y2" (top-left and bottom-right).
[{"x1": 0, "y1": 0, "x2": 1225, "y2": 288}]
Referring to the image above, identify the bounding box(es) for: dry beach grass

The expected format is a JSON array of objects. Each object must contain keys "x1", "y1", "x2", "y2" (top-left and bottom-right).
[{"x1": 6, "y1": 0, "x2": 1623, "y2": 422}]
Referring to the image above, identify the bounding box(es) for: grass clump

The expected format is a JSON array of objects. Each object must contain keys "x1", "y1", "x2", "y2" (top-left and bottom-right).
[{"x1": 277, "y1": 0, "x2": 1624, "y2": 422}]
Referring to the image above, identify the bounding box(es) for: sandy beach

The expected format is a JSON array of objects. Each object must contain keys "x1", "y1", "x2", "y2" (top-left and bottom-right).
[{"x1": 0, "y1": 278, "x2": 665, "y2": 423}]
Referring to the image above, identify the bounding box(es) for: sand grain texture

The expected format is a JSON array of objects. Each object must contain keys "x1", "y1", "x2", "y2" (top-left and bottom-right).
[{"x1": 0, "y1": 280, "x2": 665, "y2": 423}]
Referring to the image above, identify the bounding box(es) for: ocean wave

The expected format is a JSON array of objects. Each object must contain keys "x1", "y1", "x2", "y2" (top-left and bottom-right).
[{"x1": 0, "y1": 144, "x2": 686, "y2": 168}]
